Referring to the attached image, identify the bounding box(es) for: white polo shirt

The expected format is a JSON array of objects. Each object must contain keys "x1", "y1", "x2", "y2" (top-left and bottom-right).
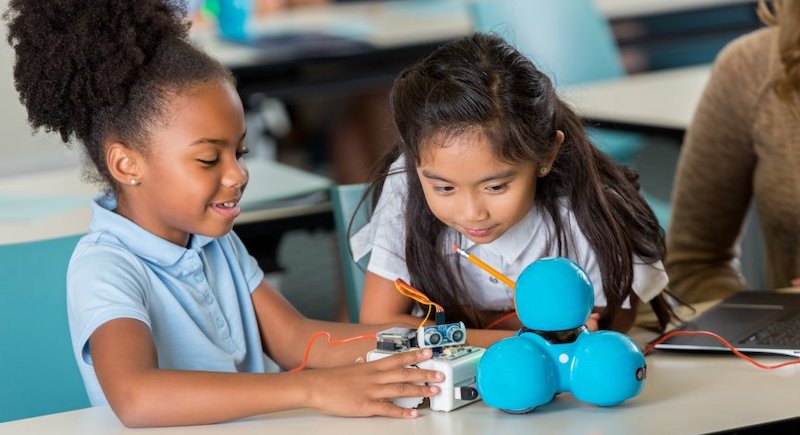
[{"x1": 351, "y1": 157, "x2": 667, "y2": 312}]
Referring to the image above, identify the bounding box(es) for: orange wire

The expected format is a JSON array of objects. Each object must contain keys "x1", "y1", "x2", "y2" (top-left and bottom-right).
[
  {"x1": 394, "y1": 279, "x2": 443, "y2": 312},
  {"x1": 419, "y1": 304, "x2": 432, "y2": 330},
  {"x1": 644, "y1": 330, "x2": 800, "y2": 370},
  {"x1": 395, "y1": 280, "x2": 432, "y2": 303},
  {"x1": 395, "y1": 280, "x2": 427, "y2": 299},
  {"x1": 393, "y1": 279, "x2": 442, "y2": 329},
  {"x1": 289, "y1": 331, "x2": 376, "y2": 372},
  {"x1": 485, "y1": 311, "x2": 518, "y2": 330}
]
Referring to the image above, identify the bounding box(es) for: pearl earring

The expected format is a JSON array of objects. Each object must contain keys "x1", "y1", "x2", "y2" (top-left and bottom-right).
[
  {"x1": 538, "y1": 167, "x2": 550, "y2": 177},
  {"x1": 129, "y1": 178, "x2": 138, "y2": 186}
]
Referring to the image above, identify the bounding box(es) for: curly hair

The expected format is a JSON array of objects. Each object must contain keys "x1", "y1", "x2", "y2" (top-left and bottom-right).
[
  {"x1": 5, "y1": 0, "x2": 232, "y2": 186},
  {"x1": 758, "y1": 0, "x2": 800, "y2": 116}
]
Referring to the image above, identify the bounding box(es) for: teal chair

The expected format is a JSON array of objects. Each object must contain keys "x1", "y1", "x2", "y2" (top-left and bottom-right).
[
  {"x1": 642, "y1": 191, "x2": 670, "y2": 232},
  {"x1": 331, "y1": 184, "x2": 371, "y2": 323},
  {"x1": 470, "y1": 0, "x2": 670, "y2": 228},
  {"x1": 0, "y1": 235, "x2": 90, "y2": 422}
]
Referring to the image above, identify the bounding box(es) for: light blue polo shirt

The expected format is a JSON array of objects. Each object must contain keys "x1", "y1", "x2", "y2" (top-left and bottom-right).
[{"x1": 67, "y1": 193, "x2": 267, "y2": 405}]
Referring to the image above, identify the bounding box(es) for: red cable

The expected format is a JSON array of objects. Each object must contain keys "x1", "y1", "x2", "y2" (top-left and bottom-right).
[
  {"x1": 289, "y1": 331, "x2": 376, "y2": 372},
  {"x1": 644, "y1": 330, "x2": 800, "y2": 370}
]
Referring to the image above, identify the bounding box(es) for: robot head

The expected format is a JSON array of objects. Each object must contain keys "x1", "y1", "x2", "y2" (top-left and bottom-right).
[{"x1": 515, "y1": 257, "x2": 594, "y2": 331}]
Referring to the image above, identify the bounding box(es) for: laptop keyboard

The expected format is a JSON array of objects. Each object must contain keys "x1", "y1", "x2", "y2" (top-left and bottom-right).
[{"x1": 740, "y1": 312, "x2": 800, "y2": 347}]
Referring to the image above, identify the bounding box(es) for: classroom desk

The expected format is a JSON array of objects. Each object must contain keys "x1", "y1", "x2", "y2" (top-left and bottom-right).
[
  {"x1": 2, "y1": 339, "x2": 799, "y2": 434},
  {"x1": 0, "y1": 158, "x2": 333, "y2": 246},
  {"x1": 594, "y1": 0, "x2": 756, "y2": 20},
  {"x1": 193, "y1": 1, "x2": 473, "y2": 101},
  {"x1": 559, "y1": 64, "x2": 711, "y2": 138}
]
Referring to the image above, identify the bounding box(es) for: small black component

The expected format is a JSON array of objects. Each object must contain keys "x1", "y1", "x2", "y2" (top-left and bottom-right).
[
  {"x1": 377, "y1": 341, "x2": 398, "y2": 352},
  {"x1": 458, "y1": 386, "x2": 478, "y2": 401}
]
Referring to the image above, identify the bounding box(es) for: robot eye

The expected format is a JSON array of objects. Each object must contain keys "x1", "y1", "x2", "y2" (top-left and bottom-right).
[
  {"x1": 425, "y1": 330, "x2": 442, "y2": 345},
  {"x1": 635, "y1": 366, "x2": 647, "y2": 381},
  {"x1": 449, "y1": 327, "x2": 464, "y2": 343}
]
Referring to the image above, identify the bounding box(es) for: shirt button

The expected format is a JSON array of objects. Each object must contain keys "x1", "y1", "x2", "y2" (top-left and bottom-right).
[
  {"x1": 489, "y1": 276, "x2": 499, "y2": 284},
  {"x1": 195, "y1": 274, "x2": 203, "y2": 282},
  {"x1": 205, "y1": 295, "x2": 214, "y2": 305},
  {"x1": 215, "y1": 317, "x2": 224, "y2": 328}
]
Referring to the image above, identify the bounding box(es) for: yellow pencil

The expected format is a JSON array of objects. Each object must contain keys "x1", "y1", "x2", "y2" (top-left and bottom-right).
[{"x1": 452, "y1": 244, "x2": 516, "y2": 289}]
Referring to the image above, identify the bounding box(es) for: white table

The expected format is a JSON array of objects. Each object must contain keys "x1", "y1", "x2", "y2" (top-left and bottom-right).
[
  {"x1": 1, "y1": 348, "x2": 798, "y2": 434},
  {"x1": 0, "y1": 159, "x2": 332, "y2": 245},
  {"x1": 559, "y1": 64, "x2": 711, "y2": 136}
]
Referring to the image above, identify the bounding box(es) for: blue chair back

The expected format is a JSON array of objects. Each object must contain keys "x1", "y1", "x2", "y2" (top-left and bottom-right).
[
  {"x1": 471, "y1": 0, "x2": 623, "y2": 87},
  {"x1": 0, "y1": 235, "x2": 90, "y2": 422},
  {"x1": 331, "y1": 184, "x2": 370, "y2": 322}
]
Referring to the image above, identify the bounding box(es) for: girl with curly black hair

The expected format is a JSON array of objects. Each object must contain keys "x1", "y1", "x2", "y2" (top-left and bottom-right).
[{"x1": 5, "y1": 0, "x2": 441, "y2": 427}]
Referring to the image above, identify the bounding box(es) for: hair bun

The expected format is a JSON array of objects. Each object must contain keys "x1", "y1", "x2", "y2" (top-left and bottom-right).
[{"x1": 6, "y1": 0, "x2": 188, "y2": 143}]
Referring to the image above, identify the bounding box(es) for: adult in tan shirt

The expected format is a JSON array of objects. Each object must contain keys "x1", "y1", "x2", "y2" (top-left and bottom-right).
[{"x1": 666, "y1": 0, "x2": 800, "y2": 303}]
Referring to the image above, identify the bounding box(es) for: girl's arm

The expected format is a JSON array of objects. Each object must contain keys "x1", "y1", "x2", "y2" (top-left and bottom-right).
[
  {"x1": 359, "y1": 269, "x2": 625, "y2": 343},
  {"x1": 90, "y1": 283, "x2": 443, "y2": 427},
  {"x1": 665, "y1": 35, "x2": 757, "y2": 304},
  {"x1": 598, "y1": 293, "x2": 640, "y2": 333},
  {"x1": 461, "y1": 328, "x2": 517, "y2": 348},
  {"x1": 604, "y1": 308, "x2": 636, "y2": 333},
  {"x1": 359, "y1": 272, "x2": 516, "y2": 348},
  {"x1": 251, "y1": 278, "x2": 411, "y2": 368},
  {"x1": 359, "y1": 271, "x2": 416, "y2": 325}
]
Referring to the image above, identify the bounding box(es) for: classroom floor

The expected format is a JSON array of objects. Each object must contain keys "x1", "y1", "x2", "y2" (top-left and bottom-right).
[{"x1": 271, "y1": 135, "x2": 682, "y2": 322}]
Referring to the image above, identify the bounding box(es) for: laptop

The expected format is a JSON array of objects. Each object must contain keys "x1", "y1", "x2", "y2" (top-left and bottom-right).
[{"x1": 654, "y1": 291, "x2": 800, "y2": 357}]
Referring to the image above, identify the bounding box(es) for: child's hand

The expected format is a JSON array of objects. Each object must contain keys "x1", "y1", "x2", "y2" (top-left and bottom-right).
[{"x1": 303, "y1": 348, "x2": 443, "y2": 418}]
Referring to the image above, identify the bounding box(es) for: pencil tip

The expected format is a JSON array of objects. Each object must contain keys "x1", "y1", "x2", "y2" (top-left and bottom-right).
[{"x1": 452, "y1": 244, "x2": 459, "y2": 252}]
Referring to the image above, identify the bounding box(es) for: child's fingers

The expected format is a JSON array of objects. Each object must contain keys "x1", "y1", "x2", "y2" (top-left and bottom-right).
[
  {"x1": 371, "y1": 348, "x2": 433, "y2": 369},
  {"x1": 374, "y1": 382, "x2": 439, "y2": 400},
  {"x1": 368, "y1": 401, "x2": 420, "y2": 419},
  {"x1": 378, "y1": 366, "x2": 443, "y2": 384}
]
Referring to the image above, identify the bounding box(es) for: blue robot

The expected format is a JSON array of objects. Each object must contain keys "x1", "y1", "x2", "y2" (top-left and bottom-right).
[{"x1": 476, "y1": 257, "x2": 647, "y2": 413}]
